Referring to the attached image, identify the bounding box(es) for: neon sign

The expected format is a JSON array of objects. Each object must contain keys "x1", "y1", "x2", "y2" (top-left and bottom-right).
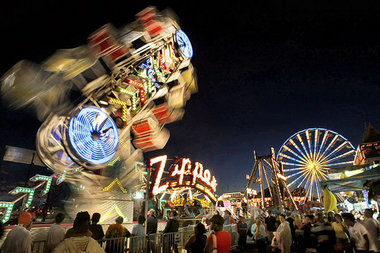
[{"x1": 149, "y1": 155, "x2": 217, "y2": 202}]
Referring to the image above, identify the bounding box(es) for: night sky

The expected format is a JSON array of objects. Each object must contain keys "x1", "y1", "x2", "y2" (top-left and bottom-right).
[{"x1": 1, "y1": 1, "x2": 380, "y2": 193}]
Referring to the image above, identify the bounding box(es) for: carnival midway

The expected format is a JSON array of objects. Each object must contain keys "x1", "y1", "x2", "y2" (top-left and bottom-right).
[{"x1": 1, "y1": 6, "x2": 380, "y2": 253}]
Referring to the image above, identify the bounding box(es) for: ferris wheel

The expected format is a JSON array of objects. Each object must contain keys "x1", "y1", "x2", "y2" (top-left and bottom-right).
[{"x1": 277, "y1": 128, "x2": 355, "y2": 202}]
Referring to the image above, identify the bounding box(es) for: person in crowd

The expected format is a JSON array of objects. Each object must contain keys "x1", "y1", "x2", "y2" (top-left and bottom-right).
[
  {"x1": 301, "y1": 214, "x2": 316, "y2": 253},
  {"x1": 201, "y1": 217, "x2": 209, "y2": 232},
  {"x1": 46, "y1": 213, "x2": 66, "y2": 252},
  {"x1": 229, "y1": 211, "x2": 236, "y2": 224},
  {"x1": 204, "y1": 214, "x2": 231, "y2": 253},
  {"x1": 331, "y1": 213, "x2": 349, "y2": 252},
  {"x1": 251, "y1": 217, "x2": 267, "y2": 253},
  {"x1": 1, "y1": 212, "x2": 33, "y2": 253},
  {"x1": 342, "y1": 212, "x2": 370, "y2": 253},
  {"x1": 147, "y1": 209, "x2": 158, "y2": 253},
  {"x1": 163, "y1": 210, "x2": 179, "y2": 233},
  {"x1": 65, "y1": 211, "x2": 92, "y2": 239},
  {"x1": 130, "y1": 215, "x2": 146, "y2": 253},
  {"x1": 327, "y1": 212, "x2": 335, "y2": 223},
  {"x1": 363, "y1": 208, "x2": 380, "y2": 253},
  {"x1": 147, "y1": 209, "x2": 157, "y2": 234},
  {"x1": 310, "y1": 212, "x2": 336, "y2": 252},
  {"x1": 237, "y1": 215, "x2": 248, "y2": 251},
  {"x1": 292, "y1": 214, "x2": 303, "y2": 252},
  {"x1": 132, "y1": 215, "x2": 145, "y2": 236},
  {"x1": 274, "y1": 214, "x2": 292, "y2": 253},
  {"x1": 163, "y1": 211, "x2": 179, "y2": 253},
  {"x1": 105, "y1": 216, "x2": 130, "y2": 253},
  {"x1": 89, "y1": 213, "x2": 104, "y2": 243},
  {"x1": 265, "y1": 210, "x2": 277, "y2": 243},
  {"x1": 223, "y1": 210, "x2": 230, "y2": 225},
  {"x1": 285, "y1": 212, "x2": 295, "y2": 247},
  {"x1": 53, "y1": 211, "x2": 104, "y2": 253},
  {"x1": 293, "y1": 214, "x2": 302, "y2": 230},
  {"x1": 185, "y1": 222, "x2": 207, "y2": 253}
]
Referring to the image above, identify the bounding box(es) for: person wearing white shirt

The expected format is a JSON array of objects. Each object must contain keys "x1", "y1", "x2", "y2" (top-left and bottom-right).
[
  {"x1": 342, "y1": 213, "x2": 370, "y2": 253},
  {"x1": 1, "y1": 212, "x2": 33, "y2": 253},
  {"x1": 130, "y1": 215, "x2": 146, "y2": 253},
  {"x1": 47, "y1": 213, "x2": 66, "y2": 252},
  {"x1": 363, "y1": 209, "x2": 380, "y2": 253}
]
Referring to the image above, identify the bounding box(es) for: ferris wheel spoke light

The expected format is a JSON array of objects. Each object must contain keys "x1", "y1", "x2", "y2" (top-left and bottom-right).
[
  {"x1": 306, "y1": 130, "x2": 313, "y2": 156},
  {"x1": 318, "y1": 131, "x2": 329, "y2": 154},
  {"x1": 297, "y1": 134, "x2": 312, "y2": 160},
  {"x1": 288, "y1": 139, "x2": 308, "y2": 159},
  {"x1": 314, "y1": 129, "x2": 319, "y2": 159},
  {"x1": 296, "y1": 174, "x2": 308, "y2": 188},
  {"x1": 324, "y1": 141, "x2": 348, "y2": 160},
  {"x1": 282, "y1": 145, "x2": 306, "y2": 162},
  {"x1": 288, "y1": 172, "x2": 304, "y2": 186},
  {"x1": 283, "y1": 168, "x2": 302, "y2": 172},
  {"x1": 327, "y1": 150, "x2": 355, "y2": 163},
  {"x1": 281, "y1": 161, "x2": 303, "y2": 166},
  {"x1": 321, "y1": 135, "x2": 339, "y2": 157},
  {"x1": 279, "y1": 153, "x2": 303, "y2": 163}
]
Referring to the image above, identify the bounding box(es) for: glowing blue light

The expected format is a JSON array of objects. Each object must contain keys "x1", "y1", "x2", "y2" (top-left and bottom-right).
[
  {"x1": 176, "y1": 30, "x2": 193, "y2": 59},
  {"x1": 68, "y1": 107, "x2": 119, "y2": 165},
  {"x1": 140, "y1": 58, "x2": 151, "y2": 69}
]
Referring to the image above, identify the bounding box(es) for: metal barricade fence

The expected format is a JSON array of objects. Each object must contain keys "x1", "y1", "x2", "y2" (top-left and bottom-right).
[{"x1": 30, "y1": 228, "x2": 238, "y2": 253}]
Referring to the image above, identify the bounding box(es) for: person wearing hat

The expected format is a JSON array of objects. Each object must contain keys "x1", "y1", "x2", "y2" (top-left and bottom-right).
[
  {"x1": 1, "y1": 212, "x2": 33, "y2": 253},
  {"x1": 204, "y1": 214, "x2": 231, "y2": 253}
]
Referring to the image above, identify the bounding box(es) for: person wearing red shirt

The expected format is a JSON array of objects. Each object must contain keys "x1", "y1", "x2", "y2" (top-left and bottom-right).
[{"x1": 204, "y1": 214, "x2": 232, "y2": 253}]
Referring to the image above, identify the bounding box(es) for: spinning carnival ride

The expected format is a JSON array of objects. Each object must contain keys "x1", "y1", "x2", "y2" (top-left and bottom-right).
[
  {"x1": 1, "y1": 7, "x2": 197, "y2": 222},
  {"x1": 277, "y1": 128, "x2": 355, "y2": 202}
]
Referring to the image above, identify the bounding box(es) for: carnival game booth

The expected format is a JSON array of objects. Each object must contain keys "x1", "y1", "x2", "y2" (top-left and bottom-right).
[
  {"x1": 0, "y1": 6, "x2": 197, "y2": 224},
  {"x1": 148, "y1": 155, "x2": 217, "y2": 225}
]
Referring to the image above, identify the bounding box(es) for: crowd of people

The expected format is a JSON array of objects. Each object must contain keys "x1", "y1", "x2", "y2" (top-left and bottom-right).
[
  {"x1": 0, "y1": 210, "x2": 134, "y2": 253},
  {"x1": 2, "y1": 207, "x2": 380, "y2": 253},
  {"x1": 232, "y1": 208, "x2": 380, "y2": 253}
]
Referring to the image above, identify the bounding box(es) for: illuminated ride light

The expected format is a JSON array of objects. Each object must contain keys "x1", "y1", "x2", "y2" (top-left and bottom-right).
[
  {"x1": 150, "y1": 156, "x2": 217, "y2": 202},
  {"x1": 117, "y1": 87, "x2": 138, "y2": 111},
  {"x1": 150, "y1": 155, "x2": 169, "y2": 195},
  {"x1": 126, "y1": 78, "x2": 146, "y2": 105},
  {"x1": 0, "y1": 202, "x2": 14, "y2": 223},
  {"x1": 102, "y1": 178, "x2": 127, "y2": 194},
  {"x1": 56, "y1": 170, "x2": 66, "y2": 185},
  {"x1": 9, "y1": 187, "x2": 35, "y2": 208},
  {"x1": 30, "y1": 174, "x2": 52, "y2": 195},
  {"x1": 175, "y1": 30, "x2": 193, "y2": 59},
  {"x1": 277, "y1": 128, "x2": 355, "y2": 202},
  {"x1": 108, "y1": 156, "x2": 121, "y2": 166},
  {"x1": 107, "y1": 98, "x2": 128, "y2": 125},
  {"x1": 99, "y1": 202, "x2": 128, "y2": 223},
  {"x1": 67, "y1": 106, "x2": 119, "y2": 166}
]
